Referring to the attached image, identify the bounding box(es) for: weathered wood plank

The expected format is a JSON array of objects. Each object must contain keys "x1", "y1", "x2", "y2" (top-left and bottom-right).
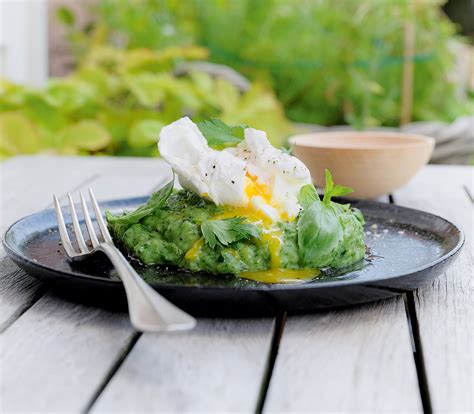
[
  {"x1": 1, "y1": 156, "x2": 101, "y2": 331},
  {"x1": 0, "y1": 267, "x2": 48, "y2": 332},
  {"x1": 1, "y1": 156, "x2": 172, "y2": 411},
  {"x1": 91, "y1": 318, "x2": 275, "y2": 413},
  {"x1": 394, "y1": 165, "x2": 473, "y2": 413},
  {"x1": 0, "y1": 155, "x2": 167, "y2": 231},
  {"x1": 0, "y1": 292, "x2": 136, "y2": 412},
  {"x1": 264, "y1": 297, "x2": 422, "y2": 412},
  {"x1": 1, "y1": 156, "x2": 168, "y2": 332},
  {"x1": 2, "y1": 156, "x2": 276, "y2": 412}
]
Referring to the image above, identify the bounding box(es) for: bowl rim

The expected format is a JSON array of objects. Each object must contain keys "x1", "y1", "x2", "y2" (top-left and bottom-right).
[{"x1": 289, "y1": 131, "x2": 435, "y2": 150}]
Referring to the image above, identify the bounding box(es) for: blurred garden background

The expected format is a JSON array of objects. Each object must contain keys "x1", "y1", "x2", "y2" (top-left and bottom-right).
[{"x1": 1, "y1": 0, "x2": 473, "y2": 162}]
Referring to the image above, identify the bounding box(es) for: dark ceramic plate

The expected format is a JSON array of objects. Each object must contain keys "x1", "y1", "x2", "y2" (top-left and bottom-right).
[{"x1": 3, "y1": 197, "x2": 463, "y2": 316}]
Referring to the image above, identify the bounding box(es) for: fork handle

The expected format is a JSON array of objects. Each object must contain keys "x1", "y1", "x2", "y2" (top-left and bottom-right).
[{"x1": 97, "y1": 244, "x2": 196, "y2": 332}]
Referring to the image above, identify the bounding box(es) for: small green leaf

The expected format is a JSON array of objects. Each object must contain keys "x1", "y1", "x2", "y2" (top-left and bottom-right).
[
  {"x1": 43, "y1": 79, "x2": 99, "y2": 116},
  {"x1": 124, "y1": 73, "x2": 167, "y2": 107},
  {"x1": 197, "y1": 118, "x2": 247, "y2": 149},
  {"x1": 201, "y1": 217, "x2": 260, "y2": 249},
  {"x1": 297, "y1": 200, "x2": 343, "y2": 267},
  {"x1": 298, "y1": 184, "x2": 320, "y2": 210},
  {"x1": 23, "y1": 93, "x2": 68, "y2": 132},
  {"x1": 322, "y1": 169, "x2": 334, "y2": 205},
  {"x1": 281, "y1": 145, "x2": 294, "y2": 155},
  {"x1": 322, "y1": 169, "x2": 353, "y2": 204},
  {"x1": 200, "y1": 222, "x2": 220, "y2": 249},
  {"x1": 62, "y1": 120, "x2": 111, "y2": 151},
  {"x1": 330, "y1": 185, "x2": 354, "y2": 198},
  {"x1": 128, "y1": 119, "x2": 164, "y2": 148},
  {"x1": 0, "y1": 112, "x2": 41, "y2": 155},
  {"x1": 56, "y1": 6, "x2": 75, "y2": 26},
  {"x1": 107, "y1": 176, "x2": 174, "y2": 238}
]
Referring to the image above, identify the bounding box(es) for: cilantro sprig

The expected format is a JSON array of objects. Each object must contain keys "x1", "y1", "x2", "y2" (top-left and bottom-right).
[
  {"x1": 197, "y1": 118, "x2": 247, "y2": 149},
  {"x1": 201, "y1": 217, "x2": 260, "y2": 249},
  {"x1": 106, "y1": 175, "x2": 174, "y2": 237}
]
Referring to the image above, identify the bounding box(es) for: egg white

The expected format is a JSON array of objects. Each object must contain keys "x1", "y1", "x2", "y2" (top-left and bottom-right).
[{"x1": 158, "y1": 117, "x2": 312, "y2": 223}]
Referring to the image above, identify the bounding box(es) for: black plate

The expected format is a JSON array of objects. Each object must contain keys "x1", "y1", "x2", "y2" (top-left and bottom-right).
[{"x1": 2, "y1": 197, "x2": 464, "y2": 316}]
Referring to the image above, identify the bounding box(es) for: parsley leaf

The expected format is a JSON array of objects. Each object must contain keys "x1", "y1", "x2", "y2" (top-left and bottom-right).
[
  {"x1": 197, "y1": 118, "x2": 247, "y2": 149},
  {"x1": 322, "y1": 169, "x2": 353, "y2": 205},
  {"x1": 106, "y1": 175, "x2": 174, "y2": 237},
  {"x1": 201, "y1": 217, "x2": 260, "y2": 248}
]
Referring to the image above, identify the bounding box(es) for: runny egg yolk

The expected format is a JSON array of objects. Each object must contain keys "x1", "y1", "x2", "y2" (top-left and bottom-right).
[
  {"x1": 208, "y1": 176, "x2": 292, "y2": 277},
  {"x1": 243, "y1": 172, "x2": 291, "y2": 223},
  {"x1": 239, "y1": 268, "x2": 320, "y2": 284},
  {"x1": 261, "y1": 231, "x2": 283, "y2": 269},
  {"x1": 184, "y1": 238, "x2": 204, "y2": 261},
  {"x1": 189, "y1": 174, "x2": 317, "y2": 284},
  {"x1": 211, "y1": 176, "x2": 273, "y2": 225},
  {"x1": 244, "y1": 172, "x2": 271, "y2": 202}
]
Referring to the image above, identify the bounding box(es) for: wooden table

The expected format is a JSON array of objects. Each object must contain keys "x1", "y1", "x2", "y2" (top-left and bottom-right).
[{"x1": 1, "y1": 156, "x2": 472, "y2": 413}]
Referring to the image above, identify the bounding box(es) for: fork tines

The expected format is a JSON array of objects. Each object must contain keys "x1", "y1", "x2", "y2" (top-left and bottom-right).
[{"x1": 53, "y1": 189, "x2": 113, "y2": 258}]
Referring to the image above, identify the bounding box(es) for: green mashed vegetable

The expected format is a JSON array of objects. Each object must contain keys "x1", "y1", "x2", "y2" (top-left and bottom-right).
[{"x1": 106, "y1": 174, "x2": 365, "y2": 276}]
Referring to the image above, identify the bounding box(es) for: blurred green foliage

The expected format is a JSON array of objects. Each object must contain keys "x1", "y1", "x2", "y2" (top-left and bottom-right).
[
  {"x1": 0, "y1": 46, "x2": 291, "y2": 159},
  {"x1": 90, "y1": 0, "x2": 473, "y2": 127}
]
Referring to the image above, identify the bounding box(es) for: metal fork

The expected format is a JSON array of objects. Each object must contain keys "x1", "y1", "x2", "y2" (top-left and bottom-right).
[{"x1": 53, "y1": 189, "x2": 196, "y2": 332}]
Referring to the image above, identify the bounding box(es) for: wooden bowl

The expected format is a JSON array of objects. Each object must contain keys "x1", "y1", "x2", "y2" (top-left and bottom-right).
[{"x1": 290, "y1": 131, "x2": 435, "y2": 199}]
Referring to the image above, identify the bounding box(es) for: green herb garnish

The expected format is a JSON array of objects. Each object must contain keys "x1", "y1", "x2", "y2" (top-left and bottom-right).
[
  {"x1": 322, "y1": 169, "x2": 353, "y2": 205},
  {"x1": 298, "y1": 184, "x2": 320, "y2": 210},
  {"x1": 106, "y1": 175, "x2": 174, "y2": 237},
  {"x1": 197, "y1": 118, "x2": 247, "y2": 149},
  {"x1": 297, "y1": 170, "x2": 354, "y2": 267},
  {"x1": 297, "y1": 200, "x2": 343, "y2": 266},
  {"x1": 201, "y1": 217, "x2": 260, "y2": 249}
]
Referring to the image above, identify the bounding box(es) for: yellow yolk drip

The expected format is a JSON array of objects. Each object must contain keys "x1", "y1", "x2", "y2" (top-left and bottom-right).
[
  {"x1": 244, "y1": 173, "x2": 296, "y2": 222},
  {"x1": 243, "y1": 173, "x2": 284, "y2": 224},
  {"x1": 261, "y1": 231, "x2": 283, "y2": 269},
  {"x1": 206, "y1": 172, "x2": 296, "y2": 224},
  {"x1": 241, "y1": 230, "x2": 320, "y2": 284},
  {"x1": 184, "y1": 238, "x2": 204, "y2": 261},
  {"x1": 239, "y1": 268, "x2": 320, "y2": 284},
  {"x1": 244, "y1": 173, "x2": 272, "y2": 203},
  {"x1": 198, "y1": 173, "x2": 318, "y2": 284},
  {"x1": 208, "y1": 174, "x2": 274, "y2": 225}
]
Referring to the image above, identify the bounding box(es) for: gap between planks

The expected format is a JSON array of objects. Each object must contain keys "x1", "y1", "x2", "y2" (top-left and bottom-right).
[
  {"x1": 394, "y1": 165, "x2": 473, "y2": 412},
  {"x1": 0, "y1": 172, "x2": 101, "y2": 333},
  {"x1": 462, "y1": 184, "x2": 473, "y2": 204},
  {"x1": 0, "y1": 276, "x2": 49, "y2": 333},
  {"x1": 403, "y1": 292, "x2": 433, "y2": 414},
  {"x1": 256, "y1": 311, "x2": 287, "y2": 413},
  {"x1": 391, "y1": 192, "x2": 433, "y2": 414},
  {"x1": 1, "y1": 157, "x2": 175, "y2": 412},
  {"x1": 89, "y1": 318, "x2": 276, "y2": 412},
  {"x1": 83, "y1": 331, "x2": 142, "y2": 413},
  {"x1": 87, "y1": 318, "x2": 281, "y2": 413}
]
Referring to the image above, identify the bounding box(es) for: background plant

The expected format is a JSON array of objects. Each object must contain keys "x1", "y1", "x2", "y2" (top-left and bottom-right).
[
  {"x1": 82, "y1": 0, "x2": 473, "y2": 127},
  {"x1": 0, "y1": 46, "x2": 291, "y2": 159}
]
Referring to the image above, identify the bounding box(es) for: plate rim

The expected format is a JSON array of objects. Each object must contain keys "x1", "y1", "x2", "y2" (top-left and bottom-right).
[{"x1": 2, "y1": 197, "x2": 465, "y2": 292}]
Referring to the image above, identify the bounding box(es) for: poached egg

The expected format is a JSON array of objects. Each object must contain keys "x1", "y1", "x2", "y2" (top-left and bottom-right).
[{"x1": 158, "y1": 116, "x2": 312, "y2": 225}]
